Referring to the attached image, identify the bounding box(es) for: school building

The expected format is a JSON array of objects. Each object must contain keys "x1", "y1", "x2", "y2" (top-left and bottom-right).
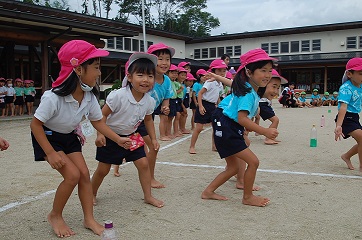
[{"x1": 1, "y1": 0, "x2": 362, "y2": 96}]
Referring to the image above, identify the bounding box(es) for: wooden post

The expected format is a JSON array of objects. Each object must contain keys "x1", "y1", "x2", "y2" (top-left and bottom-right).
[
  {"x1": 324, "y1": 66, "x2": 328, "y2": 93},
  {"x1": 41, "y1": 41, "x2": 49, "y2": 93}
]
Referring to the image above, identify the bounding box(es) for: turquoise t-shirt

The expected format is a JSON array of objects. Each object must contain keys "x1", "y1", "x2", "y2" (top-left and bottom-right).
[
  {"x1": 192, "y1": 82, "x2": 203, "y2": 97},
  {"x1": 149, "y1": 75, "x2": 173, "y2": 109},
  {"x1": 221, "y1": 82, "x2": 259, "y2": 123},
  {"x1": 24, "y1": 87, "x2": 35, "y2": 95},
  {"x1": 299, "y1": 96, "x2": 306, "y2": 103},
  {"x1": 14, "y1": 87, "x2": 24, "y2": 96},
  {"x1": 322, "y1": 96, "x2": 330, "y2": 101},
  {"x1": 338, "y1": 80, "x2": 362, "y2": 113}
]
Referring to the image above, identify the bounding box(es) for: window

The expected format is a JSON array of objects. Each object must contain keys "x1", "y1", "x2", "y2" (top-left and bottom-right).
[
  {"x1": 291, "y1": 41, "x2": 299, "y2": 52},
  {"x1": 261, "y1": 43, "x2": 269, "y2": 53},
  {"x1": 209, "y1": 48, "x2": 216, "y2": 58},
  {"x1": 147, "y1": 41, "x2": 153, "y2": 49},
  {"x1": 270, "y1": 42, "x2": 279, "y2": 54},
  {"x1": 194, "y1": 49, "x2": 201, "y2": 59},
  {"x1": 359, "y1": 36, "x2": 362, "y2": 48},
  {"x1": 347, "y1": 36, "x2": 357, "y2": 49},
  {"x1": 225, "y1": 46, "x2": 233, "y2": 56},
  {"x1": 280, "y1": 42, "x2": 289, "y2": 53},
  {"x1": 124, "y1": 38, "x2": 131, "y2": 51},
  {"x1": 202, "y1": 48, "x2": 208, "y2": 58},
  {"x1": 234, "y1": 46, "x2": 241, "y2": 56},
  {"x1": 140, "y1": 40, "x2": 145, "y2": 52},
  {"x1": 107, "y1": 37, "x2": 114, "y2": 49},
  {"x1": 312, "y1": 39, "x2": 321, "y2": 51},
  {"x1": 301, "y1": 40, "x2": 310, "y2": 52},
  {"x1": 116, "y1": 37, "x2": 123, "y2": 50},
  {"x1": 217, "y1": 47, "x2": 224, "y2": 57},
  {"x1": 132, "y1": 39, "x2": 139, "y2": 51}
]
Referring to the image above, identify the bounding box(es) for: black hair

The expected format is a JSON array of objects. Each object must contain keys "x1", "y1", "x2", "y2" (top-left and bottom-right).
[
  {"x1": 126, "y1": 58, "x2": 156, "y2": 87},
  {"x1": 257, "y1": 87, "x2": 266, "y2": 98},
  {"x1": 231, "y1": 60, "x2": 273, "y2": 97},
  {"x1": 52, "y1": 58, "x2": 99, "y2": 97},
  {"x1": 152, "y1": 49, "x2": 172, "y2": 58},
  {"x1": 221, "y1": 54, "x2": 230, "y2": 61}
]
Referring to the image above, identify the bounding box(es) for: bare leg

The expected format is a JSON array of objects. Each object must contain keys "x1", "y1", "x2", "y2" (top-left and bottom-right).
[
  {"x1": 180, "y1": 111, "x2": 190, "y2": 134},
  {"x1": 159, "y1": 115, "x2": 171, "y2": 141},
  {"x1": 235, "y1": 158, "x2": 260, "y2": 191},
  {"x1": 91, "y1": 162, "x2": 112, "y2": 205},
  {"x1": 349, "y1": 130, "x2": 362, "y2": 171},
  {"x1": 173, "y1": 113, "x2": 182, "y2": 137},
  {"x1": 191, "y1": 109, "x2": 196, "y2": 130},
  {"x1": 144, "y1": 135, "x2": 164, "y2": 188},
  {"x1": 113, "y1": 165, "x2": 121, "y2": 177},
  {"x1": 133, "y1": 157, "x2": 164, "y2": 207},
  {"x1": 189, "y1": 123, "x2": 203, "y2": 154}
]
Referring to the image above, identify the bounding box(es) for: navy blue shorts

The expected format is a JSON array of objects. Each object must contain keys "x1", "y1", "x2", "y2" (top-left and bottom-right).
[
  {"x1": 136, "y1": 121, "x2": 148, "y2": 137},
  {"x1": 175, "y1": 98, "x2": 183, "y2": 113},
  {"x1": 212, "y1": 108, "x2": 248, "y2": 159},
  {"x1": 14, "y1": 97, "x2": 24, "y2": 105},
  {"x1": 335, "y1": 112, "x2": 362, "y2": 139},
  {"x1": 25, "y1": 95, "x2": 35, "y2": 103},
  {"x1": 96, "y1": 136, "x2": 146, "y2": 165},
  {"x1": 5, "y1": 96, "x2": 14, "y2": 104},
  {"x1": 31, "y1": 127, "x2": 81, "y2": 161},
  {"x1": 194, "y1": 100, "x2": 216, "y2": 124},
  {"x1": 190, "y1": 97, "x2": 197, "y2": 109},
  {"x1": 169, "y1": 98, "x2": 178, "y2": 117},
  {"x1": 259, "y1": 102, "x2": 275, "y2": 120},
  {"x1": 183, "y1": 94, "x2": 190, "y2": 109}
]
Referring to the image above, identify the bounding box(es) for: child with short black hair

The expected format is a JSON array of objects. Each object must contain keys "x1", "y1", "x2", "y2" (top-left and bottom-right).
[
  {"x1": 310, "y1": 89, "x2": 322, "y2": 106},
  {"x1": 322, "y1": 92, "x2": 332, "y2": 106},
  {"x1": 5, "y1": 79, "x2": 15, "y2": 116},
  {"x1": 0, "y1": 78, "x2": 7, "y2": 116},
  {"x1": 190, "y1": 69, "x2": 206, "y2": 130},
  {"x1": 14, "y1": 78, "x2": 24, "y2": 116},
  {"x1": 331, "y1": 91, "x2": 338, "y2": 106}
]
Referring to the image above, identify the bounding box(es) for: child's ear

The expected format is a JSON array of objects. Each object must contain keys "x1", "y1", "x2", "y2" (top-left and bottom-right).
[
  {"x1": 73, "y1": 66, "x2": 82, "y2": 76},
  {"x1": 346, "y1": 70, "x2": 354, "y2": 79}
]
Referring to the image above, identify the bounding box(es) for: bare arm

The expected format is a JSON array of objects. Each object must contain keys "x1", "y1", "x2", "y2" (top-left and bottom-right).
[
  {"x1": 198, "y1": 88, "x2": 207, "y2": 115},
  {"x1": 334, "y1": 102, "x2": 347, "y2": 141},
  {"x1": 238, "y1": 110, "x2": 278, "y2": 140},
  {"x1": 144, "y1": 114, "x2": 160, "y2": 150},
  {"x1": 206, "y1": 72, "x2": 233, "y2": 87}
]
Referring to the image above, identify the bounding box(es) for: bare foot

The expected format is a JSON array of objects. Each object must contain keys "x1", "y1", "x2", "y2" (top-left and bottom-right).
[
  {"x1": 47, "y1": 212, "x2": 75, "y2": 238},
  {"x1": 151, "y1": 179, "x2": 165, "y2": 188},
  {"x1": 341, "y1": 154, "x2": 354, "y2": 170},
  {"x1": 242, "y1": 195, "x2": 270, "y2": 207},
  {"x1": 114, "y1": 172, "x2": 121, "y2": 177},
  {"x1": 159, "y1": 136, "x2": 172, "y2": 141},
  {"x1": 274, "y1": 138, "x2": 281, "y2": 142},
  {"x1": 174, "y1": 133, "x2": 183, "y2": 138},
  {"x1": 144, "y1": 196, "x2": 164, "y2": 208},
  {"x1": 201, "y1": 191, "x2": 228, "y2": 200},
  {"x1": 92, "y1": 195, "x2": 97, "y2": 206},
  {"x1": 166, "y1": 135, "x2": 175, "y2": 139},
  {"x1": 84, "y1": 219, "x2": 104, "y2": 236},
  {"x1": 189, "y1": 147, "x2": 196, "y2": 154},
  {"x1": 264, "y1": 138, "x2": 278, "y2": 145},
  {"x1": 181, "y1": 129, "x2": 191, "y2": 134},
  {"x1": 236, "y1": 183, "x2": 261, "y2": 191}
]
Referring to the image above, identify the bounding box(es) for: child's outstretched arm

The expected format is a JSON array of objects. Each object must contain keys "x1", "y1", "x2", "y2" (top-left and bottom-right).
[
  {"x1": 197, "y1": 88, "x2": 207, "y2": 115},
  {"x1": 334, "y1": 102, "x2": 347, "y2": 141},
  {"x1": 91, "y1": 104, "x2": 132, "y2": 149},
  {"x1": 205, "y1": 72, "x2": 232, "y2": 87},
  {"x1": 238, "y1": 110, "x2": 278, "y2": 140},
  {"x1": 30, "y1": 117, "x2": 65, "y2": 169},
  {"x1": 144, "y1": 114, "x2": 160, "y2": 151},
  {"x1": 0, "y1": 137, "x2": 9, "y2": 151}
]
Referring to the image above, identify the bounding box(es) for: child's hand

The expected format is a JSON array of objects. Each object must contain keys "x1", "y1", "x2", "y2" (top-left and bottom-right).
[
  {"x1": 95, "y1": 134, "x2": 106, "y2": 147},
  {"x1": 116, "y1": 137, "x2": 132, "y2": 149},
  {"x1": 334, "y1": 126, "x2": 344, "y2": 141},
  {"x1": 263, "y1": 128, "x2": 278, "y2": 140},
  {"x1": 199, "y1": 106, "x2": 206, "y2": 115},
  {"x1": 0, "y1": 137, "x2": 9, "y2": 151},
  {"x1": 161, "y1": 106, "x2": 170, "y2": 115},
  {"x1": 152, "y1": 139, "x2": 160, "y2": 151},
  {"x1": 47, "y1": 151, "x2": 66, "y2": 169}
]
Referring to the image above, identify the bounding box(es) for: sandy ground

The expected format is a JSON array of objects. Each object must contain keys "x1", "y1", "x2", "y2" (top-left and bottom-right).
[{"x1": 1, "y1": 101, "x2": 362, "y2": 240}]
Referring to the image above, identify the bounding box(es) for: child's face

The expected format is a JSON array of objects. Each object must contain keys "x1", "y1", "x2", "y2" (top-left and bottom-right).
[
  {"x1": 127, "y1": 71, "x2": 155, "y2": 93},
  {"x1": 294, "y1": 93, "x2": 300, "y2": 98},
  {"x1": 214, "y1": 68, "x2": 226, "y2": 77},
  {"x1": 248, "y1": 62, "x2": 273, "y2": 88},
  {"x1": 184, "y1": 65, "x2": 191, "y2": 72},
  {"x1": 78, "y1": 60, "x2": 101, "y2": 88},
  {"x1": 168, "y1": 70, "x2": 178, "y2": 81},
  {"x1": 25, "y1": 83, "x2": 30, "y2": 88},
  {"x1": 301, "y1": 94, "x2": 306, "y2": 98},
  {"x1": 177, "y1": 72, "x2": 187, "y2": 83},
  {"x1": 333, "y1": 93, "x2": 338, "y2": 97},
  {"x1": 0, "y1": 81, "x2": 4, "y2": 86},
  {"x1": 16, "y1": 81, "x2": 22, "y2": 87},
  {"x1": 6, "y1": 81, "x2": 12, "y2": 87},
  {"x1": 264, "y1": 78, "x2": 281, "y2": 100},
  {"x1": 347, "y1": 70, "x2": 362, "y2": 86},
  {"x1": 185, "y1": 80, "x2": 193, "y2": 87},
  {"x1": 200, "y1": 75, "x2": 206, "y2": 83},
  {"x1": 156, "y1": 52, "x2": 171, "y2": 74},
  {"x1": 313, "y1": 91, "x2": 318, "y2": 95}
]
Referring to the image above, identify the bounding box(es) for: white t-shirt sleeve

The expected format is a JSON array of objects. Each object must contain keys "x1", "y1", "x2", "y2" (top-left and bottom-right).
[
  {"x1": 34, "y1": 91, "x2": 57, "y2": 123},
  {"x1": 106, "y1": 89, "x2": 122, "y2": 113},
  {"x1": 146, "y1": 96, "x2": 156, "y2": 115}
]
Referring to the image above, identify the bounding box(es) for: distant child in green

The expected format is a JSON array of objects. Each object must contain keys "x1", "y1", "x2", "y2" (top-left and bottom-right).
[
  {"x1": 14, "y1": 78, "x2": 24, "y2": 116},
  {"x1": 24, "y1": 80, "x2": 36, "y2": 115},
  {"x1": 331, "y1": 91, "x2": 338, "y2": 106}
]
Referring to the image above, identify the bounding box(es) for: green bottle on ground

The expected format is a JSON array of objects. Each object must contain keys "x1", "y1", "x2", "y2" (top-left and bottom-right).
[{"x1": 310, "y1": 124, "x2": 317, "y2": 147}]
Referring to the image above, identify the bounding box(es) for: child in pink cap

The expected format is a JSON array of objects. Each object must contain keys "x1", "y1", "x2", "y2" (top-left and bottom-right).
[
  {"x1": 202, "y1": 48, "x2": 278, "y2": 207},
  {"x1": 13, "y1": 78, "x2": 24, "y2": 116},
  {"x1": 178, "y1": 61, "x2": 191, "y2": 72},
  {"x1": 335, "y1": 57, "x2": 362, "y2": 171},
  {"x1": 189, "y1": 59, "x2": 225, "y2": 154},
  {"x1": 30, "y1": 40, "x2": 131, "y2": 237},
  {"x1": 179, "y1": 72, "x2": 195, "y2": 135},
  {"x1": 24, "y1": 79, "x2": 36, "y2": 115},
  {"x1": 190, "y1": 69, "x2": 207, "y2": 129}
]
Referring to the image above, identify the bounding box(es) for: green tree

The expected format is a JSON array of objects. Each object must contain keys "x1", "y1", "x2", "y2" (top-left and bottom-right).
[
  {"x1": 81, "y1": 0, "x2": 89, "y2": 14},
  {"x1": 102, "y1": 0, "x2": 114, "y2": 19},
  {"x1": 114, "y1": 0, "x2": 219, "y2": 36}
]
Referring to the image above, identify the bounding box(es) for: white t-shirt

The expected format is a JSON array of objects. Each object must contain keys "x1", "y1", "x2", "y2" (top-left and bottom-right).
[
  {"x1": 6, "y1": 87, "x2": 15, "y2": 96},
  {"x1": 34, "y1": 90, "x2": 103, "y2": 134},
  {"x1": 201, "y1": 81, "x2": 223, "y2": 103},
  {"x1": 0, "y1": 86, "x2": 6, "y2": 98},
  {"x1": 106, "y1": 86, "x2": 155, "y2": 135}
]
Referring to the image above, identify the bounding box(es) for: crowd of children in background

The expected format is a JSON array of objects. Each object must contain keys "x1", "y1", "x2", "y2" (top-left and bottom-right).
[{"x1": 0, "y1": 77, "x2": 36, "y2": 117}]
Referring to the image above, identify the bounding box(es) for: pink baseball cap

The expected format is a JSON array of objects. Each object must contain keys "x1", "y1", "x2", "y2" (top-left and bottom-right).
[
  {"x1": 24, "y1": 80, "x2": 34, "y2": 84},
  {"x1": 52, "y1": 40, "x2": 109, "y2": 88},
  {"x1": 0, "y1": 78, "x2": 5, "y2": 82},
  {"x1": 15, "y1": 78, "x2": 23, "y2": 83},
  {"x1": 178, "y1": 61, "x2": 191, "y2": 68},
  {"x1": 196, "y1": 69, "x2": 207, "y2": 76},
  {"x1": 225, "y1": 71, "x2": 233, "y2": 79},
  {"x1": 271, "y1": 69, "x2": 288, "y2": 84},
  {"x1": 126, "y1": 52, "x2": 158, "y2": 72},
  {"x1": 147, "y1": 42, "x2": 175, "y2": 57},
  {"x1": 186, "y1": 72, "x2": 196, "y2": 81},
  {"x1": 239, "y1": 48, "x2": 277, "y2": 69},
  {"x1": 177, "y1": 67, "x2": 188, "y2": 73},
  {"x1": 346, "y1": 58, "x2": 362, "y2": 71},
  {"x1": 209, "y1": 59, "x2": 227, "y2": 71},
  {"x1": 169, "y1": 64, "x2": 178, "y2": 71}
]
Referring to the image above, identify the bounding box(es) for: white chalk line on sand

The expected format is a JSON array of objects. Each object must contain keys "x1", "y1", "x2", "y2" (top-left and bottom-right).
[{"x1": 1, "y1": 126, "x2": 361, "y2": 213}]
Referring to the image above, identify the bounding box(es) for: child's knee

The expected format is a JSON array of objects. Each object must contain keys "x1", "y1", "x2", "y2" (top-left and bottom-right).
[
  {"x1": 95, "y1": 163, "x2": 111, "y2": 177},
  {"x1": 65, "y1": 170, "x2": 81, "y2": 186}
]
